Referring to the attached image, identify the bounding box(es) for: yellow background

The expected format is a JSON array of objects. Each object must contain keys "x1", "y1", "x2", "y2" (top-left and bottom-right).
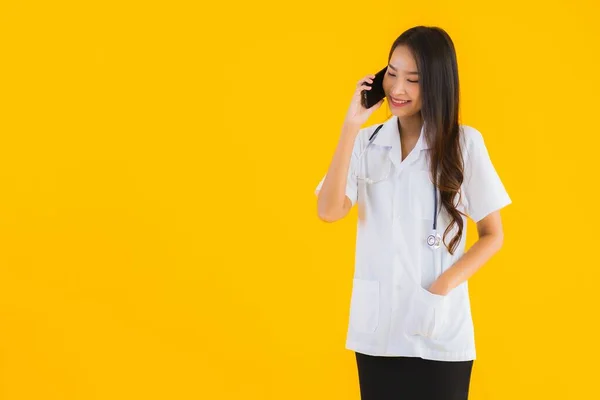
[{"x1": 1, "y1": 0, "x2": 598, "y2": 399}]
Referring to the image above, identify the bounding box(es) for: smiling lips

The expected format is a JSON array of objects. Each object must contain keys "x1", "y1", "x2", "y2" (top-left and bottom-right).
[{"x1": 390, "y1": 98, "x2": 411, "y2": 107}]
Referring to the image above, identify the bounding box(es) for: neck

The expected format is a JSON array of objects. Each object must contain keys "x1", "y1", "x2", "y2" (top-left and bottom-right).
[{"x1": 397, "y1": 113, "x2": 423, "y2": 140}]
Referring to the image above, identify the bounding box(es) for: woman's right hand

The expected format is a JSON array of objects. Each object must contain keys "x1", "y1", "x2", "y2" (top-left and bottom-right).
[{"x1": 343, "y1": 74, "x2": 385, "y2": 130}]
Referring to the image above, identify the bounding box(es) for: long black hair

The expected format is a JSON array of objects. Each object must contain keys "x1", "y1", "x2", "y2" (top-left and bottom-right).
[{"x1": 389, "y1": 26, "x2": 465, "y2": 254}]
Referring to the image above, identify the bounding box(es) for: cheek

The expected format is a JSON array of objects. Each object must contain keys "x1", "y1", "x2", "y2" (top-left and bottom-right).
[
  {"x1": 382, "y1": 78, "x2": 392, "y2": 94},
  {"x1": 409, "y1": 87, "x2": 420, "y2": 101}
]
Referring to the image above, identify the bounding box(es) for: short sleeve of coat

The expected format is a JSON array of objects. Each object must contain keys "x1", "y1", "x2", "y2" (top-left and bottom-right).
[
  {"x1": 314, "y1": 133, "x2": 362, "y2": 207},
  {"x1": 462, "y1": 127, "x2": 512, "y2": 223}
]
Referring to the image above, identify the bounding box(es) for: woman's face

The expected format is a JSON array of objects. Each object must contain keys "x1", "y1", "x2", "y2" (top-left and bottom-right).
[{"x1": 382, "y1": 45, "x2": 422, "y2": 116}]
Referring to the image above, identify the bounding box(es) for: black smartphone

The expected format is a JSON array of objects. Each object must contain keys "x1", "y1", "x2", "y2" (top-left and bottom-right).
[{"x1": 361, "y1": 66, "x2": 387, "y2": 109}]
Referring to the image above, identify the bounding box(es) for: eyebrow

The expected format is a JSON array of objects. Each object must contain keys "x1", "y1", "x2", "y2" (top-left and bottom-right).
[{"x1": 388, "y1": 64, "x2": 420, "y2": 75}]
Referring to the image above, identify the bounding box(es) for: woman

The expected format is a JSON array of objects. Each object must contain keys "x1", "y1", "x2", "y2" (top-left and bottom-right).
[{"x1": 314, "y1": 26, "x2": 512, "y2": 400}]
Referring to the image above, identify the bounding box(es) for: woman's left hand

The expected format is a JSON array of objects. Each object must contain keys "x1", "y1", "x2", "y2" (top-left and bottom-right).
[{"x1": 428, "y1": 280, "x2": 450, "y2": 296}]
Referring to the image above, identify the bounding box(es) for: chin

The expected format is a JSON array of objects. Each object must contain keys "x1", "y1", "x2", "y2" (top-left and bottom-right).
[{"x1": 389, "y1": 108, "x2": 420, "y2": 117}]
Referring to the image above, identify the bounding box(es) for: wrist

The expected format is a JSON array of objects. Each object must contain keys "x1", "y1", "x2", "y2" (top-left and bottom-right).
[
  {"x1": 341, "y1": 122, "x2": 361, "y2": 138},
  {"x1": 431, "y1": 276, "x2": 452, "y2": 296}
]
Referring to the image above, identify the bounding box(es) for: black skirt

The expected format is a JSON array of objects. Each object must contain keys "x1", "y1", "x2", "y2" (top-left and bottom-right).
[{"x1": 355, "y1": 352, "x2": 474, "y2": 400}]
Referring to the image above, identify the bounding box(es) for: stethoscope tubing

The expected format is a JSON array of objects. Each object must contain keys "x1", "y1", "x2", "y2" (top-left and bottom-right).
[{"x1": 364, "y1": 124, "x2": 441, "y2": 251}]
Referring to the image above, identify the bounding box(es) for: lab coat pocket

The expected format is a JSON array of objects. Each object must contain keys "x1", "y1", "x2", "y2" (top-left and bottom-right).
[
  {"x1": 409, "y1": 170, "x2": 435, "y2": 220},
  {"x1": 349, "y1": 278, "x2": 380, "y2": 333},
  {"x1": 405, "y1": 285, "x2": 448, "y2": 339}
]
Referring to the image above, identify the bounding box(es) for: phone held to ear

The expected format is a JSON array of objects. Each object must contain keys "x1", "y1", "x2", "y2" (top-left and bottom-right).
[{"x1": 361, "y1": 66, "x2": 387, "y2": 109}]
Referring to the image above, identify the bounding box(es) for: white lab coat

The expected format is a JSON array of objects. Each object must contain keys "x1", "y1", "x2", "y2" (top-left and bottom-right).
[{"x1": 315, "y1": 115, "x2": 512, "y2": 361}]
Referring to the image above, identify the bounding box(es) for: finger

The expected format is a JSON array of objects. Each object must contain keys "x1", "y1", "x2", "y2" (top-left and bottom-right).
[
  {"x1": 357, "y1": 77, "x2": 374, "y2": 86},
  {"x1": 358, "y1": 76, "x2": 374, "y2": 86}
]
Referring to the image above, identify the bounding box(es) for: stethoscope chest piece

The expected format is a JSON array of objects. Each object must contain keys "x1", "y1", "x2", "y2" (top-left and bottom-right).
[{"x1": 427, "y1": 231, "x2": 442, "y2": 250}]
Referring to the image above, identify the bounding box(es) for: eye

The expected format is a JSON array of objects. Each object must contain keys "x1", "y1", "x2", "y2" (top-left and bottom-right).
[{"x1": 387, "y1": 71, "x2": 418, "y2": 83}]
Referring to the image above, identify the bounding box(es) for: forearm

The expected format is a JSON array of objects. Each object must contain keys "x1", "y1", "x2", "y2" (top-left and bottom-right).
[
  {"x1": 317, "y1": 123, "x2": 360, "y2": 220},
  {"x1": 432, "y1": 233, "x2": 504, "y2": 295}
]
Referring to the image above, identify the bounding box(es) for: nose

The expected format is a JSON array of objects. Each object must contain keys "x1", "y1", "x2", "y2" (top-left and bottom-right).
[{"x1": 390, "y1": 82, "x2": 407, "y2": 97}]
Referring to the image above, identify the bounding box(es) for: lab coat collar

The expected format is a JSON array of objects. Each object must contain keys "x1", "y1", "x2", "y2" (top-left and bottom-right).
[{"x1": 372, "y1": 115, "x2": 429, "y2": 170}]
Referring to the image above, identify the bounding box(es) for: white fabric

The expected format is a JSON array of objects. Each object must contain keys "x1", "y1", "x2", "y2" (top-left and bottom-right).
[{"x1": 315, "y1": 115, "x2": 512, "y2": 361}]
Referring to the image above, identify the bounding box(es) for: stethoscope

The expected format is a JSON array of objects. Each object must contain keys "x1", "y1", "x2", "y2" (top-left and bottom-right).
[{"x1": 361, "y1": 124, "x2": 442, "y2": 251}]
